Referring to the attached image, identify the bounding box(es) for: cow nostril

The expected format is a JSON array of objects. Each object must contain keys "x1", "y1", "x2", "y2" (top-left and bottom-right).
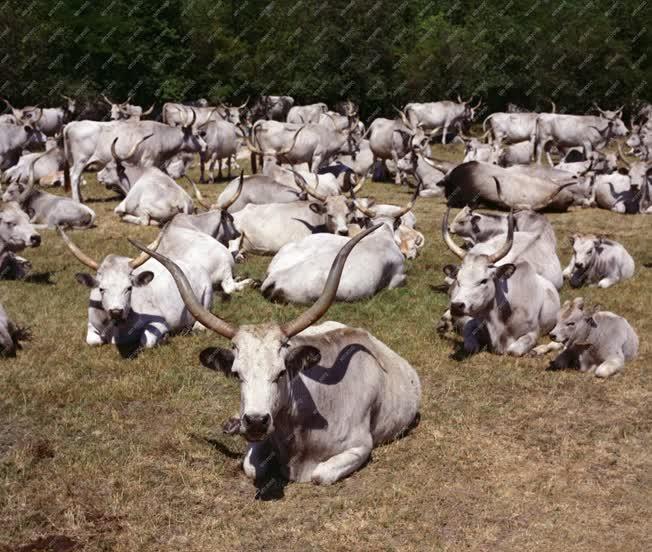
[
  {"x1": 451, "y1": 302, "x2": 465, "y2": 315},
  {"x1": 337, "y1": 229, "x2": 348, "y2": 236},
  {"x1": 243, "y1": 413, "x2": 270, "y2": 429},
  {"x1": 108, "y1": 309, "x2": 124, "y2": 320},
  {"x1": 30, "y1": 235, "x2": 41, "y2": 246}
]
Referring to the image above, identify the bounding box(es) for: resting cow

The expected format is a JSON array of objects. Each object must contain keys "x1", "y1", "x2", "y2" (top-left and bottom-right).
[
  {"x1": 563, "y1": 234, "x2": 635, "y2": 288},
  {"x1": 129, "y1": 225, "x2": 421, "y2": 485}
]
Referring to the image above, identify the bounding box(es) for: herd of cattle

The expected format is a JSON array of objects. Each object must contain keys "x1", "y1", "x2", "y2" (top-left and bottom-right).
[{"x1": 0, "y1": 93, "x2": 648, "y2": 486}]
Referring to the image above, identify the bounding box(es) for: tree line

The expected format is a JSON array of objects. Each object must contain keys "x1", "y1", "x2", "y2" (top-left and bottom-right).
[{"x1": 1, "y1": 0, "x2": 649, "y2": 120}]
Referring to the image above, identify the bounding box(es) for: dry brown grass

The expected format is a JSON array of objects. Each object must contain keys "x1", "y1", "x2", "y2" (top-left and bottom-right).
[{"x1": 1, "y1": 144, "x2": 650, "y2": 551}]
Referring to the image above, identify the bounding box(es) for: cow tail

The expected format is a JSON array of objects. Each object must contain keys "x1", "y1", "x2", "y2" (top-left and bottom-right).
[{"x1": 62, "y1": 124, "x2": 71, "y2": 192}]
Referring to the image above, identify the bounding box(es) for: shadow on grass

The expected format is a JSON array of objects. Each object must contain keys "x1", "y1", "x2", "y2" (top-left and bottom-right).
[
  {"x1": 85, "y1": 195, "x2": 123, "y2": 204},
  {"x1": 23, "y1": 271, "x2": 56, "y2": 285}
]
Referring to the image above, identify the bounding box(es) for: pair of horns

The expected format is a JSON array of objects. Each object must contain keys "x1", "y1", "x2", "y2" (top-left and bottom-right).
[
  {"x1": 129, "y1": 223, "x2": 382, "y2": 339},
  {"x1": 244, "y1": 125, "x2": 302, "y2": 156},
  {"x1": 442, "y1": 207, "x2": 514, "y2": 262},
  {"x1": 110, "y1": 134, "x2": 153, "y2": 164},
  {"x1": 354, "y1": 178, "x2": 421, "y2": 219},
  {"x1": 58, "y1": 225, "x2": 165, "y2": 271},
  {"x1": 187, "y1": 171, "x2": 244, "y2": 211}
]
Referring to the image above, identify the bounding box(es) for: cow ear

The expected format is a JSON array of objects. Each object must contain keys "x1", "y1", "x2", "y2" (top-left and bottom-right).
[
  {"x1": 569, "y1": 234, "x2": 578, "y2": 245},
  {"x1": 471, "y1": 215, "x2": 481, "y2": 223},
  {"x1": 199, "y1": 347, "x2": 236, "y2": 376},
  {"x1": 75, "y1": 273, "x2": 97, "y2": 288},
  {"x1": 285, "y1": 345, "x2": 321, "y2": 375},
  {"x1": 309, "y1": 202, "x2": 326, "y2": 214},
  {"x1": 133, "y1": 271, "x2": 154, "y2": 287},
  {"x1": 493, "y1": 263, "x2": 516, "y2": 280},
  {"x1": 393, "y1": 217, "x2": 401, "y2": 231},
  {"x1": 443, "y1": 264, "x2": 458, "y2": 278}
]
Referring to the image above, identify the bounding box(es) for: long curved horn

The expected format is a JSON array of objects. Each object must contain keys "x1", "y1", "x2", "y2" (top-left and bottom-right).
[
  {"x1": 243, "y1": 132, "x2": 265, "y2": 154},
  {"x1": 353, "y1": 198, "x2": 377, "y2": 218},
  {"x1": 394, "y1": 179, "x2": 421, "y2": 217},
  {"x1": 238, "y1": 97, "x2": 249, "y2": 109},
  {"x1": 457, "y1": 94, "x2": 463, "y2": 104},
  {"x1": 128, "y1": 239, "x2": 238, "y2": 339},
  {"x1": 394, "y1": 106, "x2": 412, "y2": 130},
  {"x1": 1, "y1": 97, "x2": 15, "y2": 111},
  {"x1": 121, "y1": 94, "x2": 134, "y2": 106},
  {"x1": 101, "y1": 94, "x2": 114, "y2": 106},
  {"x1": 549, "y1": 98, "x2": 557, "y2": 113},
  {"x1": 141, "y1": 104, "x2": 155, "y2": 116},
  {"x1": 442, "y1": 208, "x2": 466, "y2": 259},
  {"x1": 111, "y1": 134, "x2": 152, "y2": 163},
  {"x1": 487, "y1": 211, "x2": 514, "y2": 263},
  {"x1": 283, "y1": 160, "x2": 327, "y2": 202},
  {"x1": 421, "y1": 156, "x2": 450, "y2": 173},
  {"x1": 57, "y1": 226, "x2": 99, "y2": 270},
  {"x1": 276, "y1": 126, "x2": 303, "y2": 156},
  {"x1": 471, "y1": 98, "x2": 482, "y2": 110},
  {"x1": 528, "y1": 181, "x2": 577, "y2": 211},
  {"x1": 617, "y1": 142, "x2": 632, "y2": 169},
  {"x1": 219, "y1": 171, "x2": 245, "y2": 210},
  {"x1": 60, "y1": 94, "x2": 73, "y2": 102},
  {"x1": 280, "y1": 223, "x2": 382, "y2": 337},
  {"x1": 128, "y1": 228, "x2": 165, "y2": 268},
  {"x1": 593, "y1": 102, "x2": 606, "y2": 116},
  {"x1": 17, "y1": 152, "x2": 46, "y2": 204},
  {"x1": 185, "y1": 175, "x2": 209, "y2": 210}
]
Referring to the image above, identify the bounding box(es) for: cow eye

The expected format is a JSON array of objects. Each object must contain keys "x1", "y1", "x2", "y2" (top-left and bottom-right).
[
  {"x1": 99, "y1": 288, "x2": 105, "y2": 293},
  {"x1": 273, "y1": 370, "x2": 286, "y2": 383},
  {"x1": 480, "y1": 279, "x2": 488, "y2": 285},
  {"x1": 566, "y1": 322, "x2": 575, "y2": 326}
]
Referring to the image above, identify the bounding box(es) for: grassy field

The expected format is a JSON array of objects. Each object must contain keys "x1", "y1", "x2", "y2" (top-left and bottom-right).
[{"x1": 1, "y1": 144, "x2": 650, "y2": 552}]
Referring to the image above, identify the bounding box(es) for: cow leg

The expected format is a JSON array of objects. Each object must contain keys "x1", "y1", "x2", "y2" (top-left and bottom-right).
[
  {"x1": 530, "y1": 341, "x2": 564, "y2": 356},
  {"x1": 227, "y1": 156, "x2": 232, "y2": 178},
  {"x1": 597, "y1": 276, "x2": 618, "y2": 288},
  {"x1": 242, "y1": 440, "x2": 274, "y2": 480},
  {"x1": 441, "y1": 122, "x2": 449, "y2": 145},
  {"x1": 86, "y1": 324, "x2": 105, "y2": 346},
  {"x1": 220, "y1": 273, "x2": 254, "y2": 295},
  {"x1": 70, "y1": 164, "x2": 85, "y2": 203},
  {"x1": 140, "y1": 321, "x2": 169, "y2": 348},
  {"x1": 610, "y1": 202, "x2": 626, "y2": 213},
  {"x1": 391, "y1": 151, "x2": 402, "y2": 185},
  {"x1": 250, "y1": 152, "x2": 258, "y2": 174},
  {"x1": 216, "y1": 159, "x2": 223, "y2": 182},
  {"x1": 209, "y1": 155, "x2": 218, "y2": 184},
  {"x1": 594, "y1": 354, "x2": 625, "y2": 378},
  {"x1": 228, "y1": 235, "x2": 245, "y2": 263},
  {"x1": 562, "y1": 258, "x2": 575, "y2": 279},
  {"x1": 310, "y1": 438, "x2": 372, "y2": 485},
  {"x1": 199, "y1": 154, "x2": 207, "y2": 184},
  {"x1": 506, "y1": 330, "x2": 539, "y2": 356}
]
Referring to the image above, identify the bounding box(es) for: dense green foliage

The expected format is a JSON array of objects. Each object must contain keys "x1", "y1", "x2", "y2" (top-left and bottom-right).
[{"x1": 1, "y1": 0, "x2": 649, "y2": 117}]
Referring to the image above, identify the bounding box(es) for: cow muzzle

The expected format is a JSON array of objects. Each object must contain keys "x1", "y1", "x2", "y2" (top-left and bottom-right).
[
  {"x1": 450, "y1": 301, "x2": 466, "y2": 317},
  {"x1": 108, "y1": 308, "x2": 125, "y2": 321},
  {"x1": 241, "y1": 413, "x2": 271, "y2": 441},
  {"x1": 29, "y1": 234, "x2": 41, "y2": 247}
]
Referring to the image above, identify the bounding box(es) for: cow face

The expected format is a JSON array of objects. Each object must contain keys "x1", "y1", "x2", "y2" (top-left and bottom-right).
[
  {"x1": 0, "y1": 203, "x2": 40, "y2": 251},
  {"x1": 181, "y1": 125, "x2": 207, "y2": 154},
  {"x1": 450, "y1": 206, "x2": 480, "y2": 239},
  {"x1": 200, "y1": 324, "x2": 321, "y2": 441},
  {"x1": 2, "y1": 181, "x2": 25, "y2": 203},
  {"x1": 598, "y1": 110, "x2": 628, "y2": 137},
  {"x1": 75, "y1": 256, "x2": 154, "y2": 321},
  {"x1": 310, "y1": 196, "x2": 355, "y2": 236},
  {"x1": 568, "y1": 234, "x2": 600, "y2": 288},
  {"x1": 443, "y1": 256, "x2": 516, "y2": 317},
  {"x1": 549, "y1": 297, "x2": 595, "y2": 345},
  {"x1": 395, "y1": 223, "x2": 424, "y2": 259}
]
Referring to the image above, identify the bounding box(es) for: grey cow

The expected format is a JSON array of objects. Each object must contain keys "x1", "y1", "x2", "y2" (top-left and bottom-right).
[
  {"x1": 0, "y1": 201, "x2": 41, "y2": 279},
  {"x1": 129, "y1": 225, "x2": 421, "y2": 485},
  {"x1": 563, "y1": 234, "x2": 635, "y2": 288},
  {"x1": 2, "y1": 154, "x2": 96, "y2": 229},
  {"x1": 533, "y1": 298, "x2": 638, "y2": 378}
]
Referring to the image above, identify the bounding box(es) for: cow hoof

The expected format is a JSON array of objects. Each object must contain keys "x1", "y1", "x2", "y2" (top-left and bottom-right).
[{"x1": 222, "y1": 417, "x2": 241, "y2": 435}]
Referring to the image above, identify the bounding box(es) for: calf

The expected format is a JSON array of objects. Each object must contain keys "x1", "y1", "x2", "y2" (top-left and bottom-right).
[
  {"x1": 534, "y1": 298, "x2": 638, "y2": 378},
  {"x1": 563, "y1": 234, "x2": 635, "y2": 288}
]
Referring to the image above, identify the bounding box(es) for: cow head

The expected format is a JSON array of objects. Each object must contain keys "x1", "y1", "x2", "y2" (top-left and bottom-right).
[
  {"x1": 97, "y1": 135, "x2": 152, "y2": 195},
  {"x1": 351, "y1": 181, "x2": 424, "y2": 258},
  {"x1": 567, "y1": 233, "x2": 605, "y2": 288},
  {"x1": 593, "y1": 103, "x2": 628, "y2": 137},
  {"x1": 548, "y1": 297, "x2": 598, "y2": 346},
  {"x1": 178, "y1": 108, "x2": 207, "y2": 154},
  {"x1": 218, "y1": 98, "x2": 248, "y2": 126},
  {"x1": 0, "y1": 202, "x2": 41, "y2": 251},
  {"x1": 129, "y1": 224, "x2": 381, "y2": 441},
  {"x1": 442, "y1": 208, "x2": 515, "y2": 317},
  {"x1": 394, "y1": 107, "x2": 437, "y2": 154},
  {"x1": 61, "y1": 94, "x2": 77, "y2": 115},
  {"x1": 103, "y1": 94, "x2": 131, "y2": 120},
  {"x1": 59, "y1": 227, "x2": 162, "y2": 322},
  {"x1": 457, "y1": 95, "x2": 483, "y2": 122}
]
